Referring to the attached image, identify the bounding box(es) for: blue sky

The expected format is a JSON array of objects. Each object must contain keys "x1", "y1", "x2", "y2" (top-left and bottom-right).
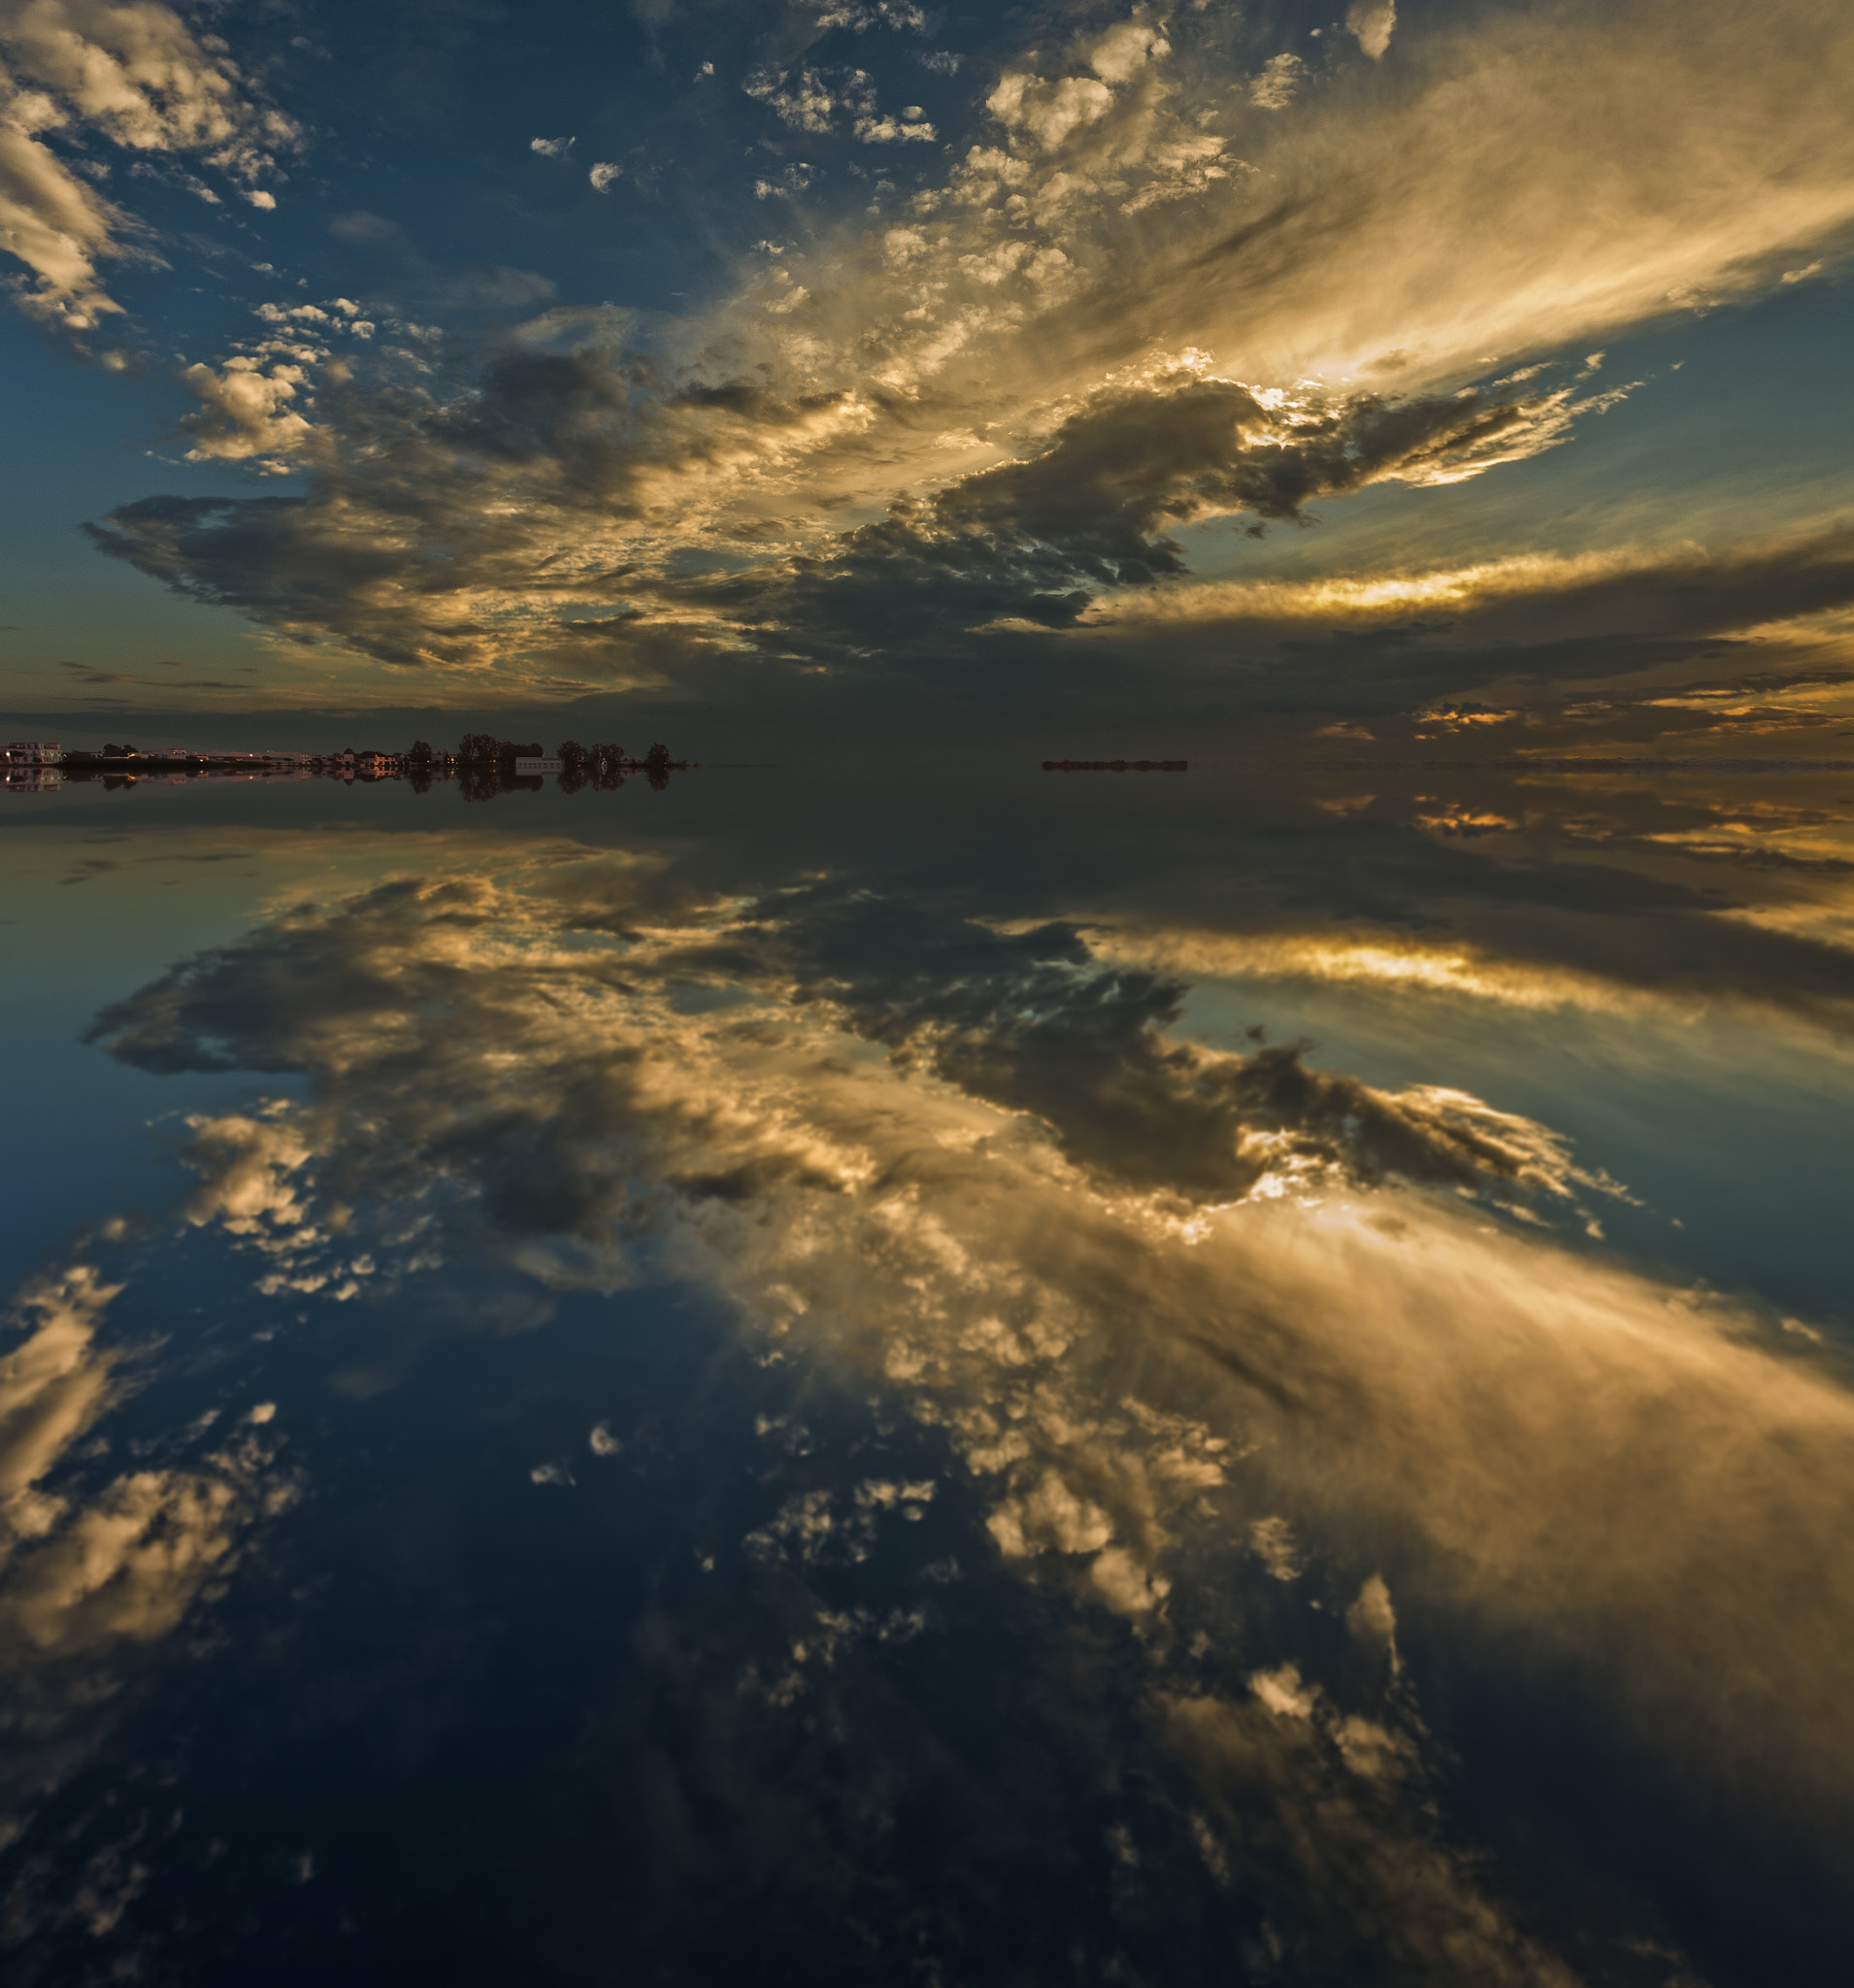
[{"x1": 1, "y1": 0, "x2": 1850, "y2": 749}]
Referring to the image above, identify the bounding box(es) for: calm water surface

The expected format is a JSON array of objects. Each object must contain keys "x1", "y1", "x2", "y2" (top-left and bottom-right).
[{"x1": 3, "y1": 762, "x2": 1851, "y2": 1985}]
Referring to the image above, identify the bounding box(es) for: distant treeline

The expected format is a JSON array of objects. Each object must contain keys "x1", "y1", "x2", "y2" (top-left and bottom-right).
[
  {"x1": 47, "y1": 737, "x2": 691, "y2": 798},
  {"x1": 451, "y1": 737, "x2": 685, "y2": 801},
  {"x1": 1042, "y1": 758, "x2": 1188, "y2": 773}
]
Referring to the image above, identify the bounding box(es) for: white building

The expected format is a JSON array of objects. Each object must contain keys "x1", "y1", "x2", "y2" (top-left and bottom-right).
[{"x1": 5, "y1": 742, "x2": 61, "y2": 764}]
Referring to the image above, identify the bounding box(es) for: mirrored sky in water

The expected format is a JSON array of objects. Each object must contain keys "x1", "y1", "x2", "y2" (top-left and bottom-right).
[{"x1": 4, "y1": 764, "x2": 1853, "y2": 1986}]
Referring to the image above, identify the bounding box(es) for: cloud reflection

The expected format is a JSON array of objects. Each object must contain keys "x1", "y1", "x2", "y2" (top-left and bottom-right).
[
  {"x1": 0, "y1": 1259, "x2": 294, "y2": 1854},
  {"x1": 6, "y1": 773, "x2": 1854, "y2": 1970},
  {"x1": 66, "y1": 851, "x2": 1854, "y2": 1894}
]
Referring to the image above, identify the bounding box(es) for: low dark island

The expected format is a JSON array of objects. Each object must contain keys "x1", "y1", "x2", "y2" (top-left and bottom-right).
[{"x1": 1042, "y1": 758, "x2": 1188, "y2": 773}]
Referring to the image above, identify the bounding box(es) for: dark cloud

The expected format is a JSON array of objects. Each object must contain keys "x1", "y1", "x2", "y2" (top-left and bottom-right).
[
  {"x1": 82, "y1": 319, "x2": 1854, "y2": 745},
  {"x1": 931, "y1": 377, "x2": 1561, "y2": 581},
  {"x1": 58, "y1": 660, "x2": 255, "y2": 691},
  {"x1": 85, "y1": 353, "x2": 1594, "y2": 683},
  {"x1": 82, "y1": 340, "x2": 858, "y2": 673},
  {"x1": 1027, "y1": 529, "x2": 1854, "y2": 746},
  {"x1": 674, "y1": 372, "x2": 1603, "y2": 673}
]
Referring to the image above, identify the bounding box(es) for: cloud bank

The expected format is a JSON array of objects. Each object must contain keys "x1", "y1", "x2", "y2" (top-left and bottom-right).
[{"x1": 1, "y1": 0, "x2": 1837, "y2": 718}]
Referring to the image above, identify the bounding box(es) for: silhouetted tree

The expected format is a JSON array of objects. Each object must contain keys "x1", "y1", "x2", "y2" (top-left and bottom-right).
[{"x1": 457, "y1": 734, "x2": 543, "y2": 770}]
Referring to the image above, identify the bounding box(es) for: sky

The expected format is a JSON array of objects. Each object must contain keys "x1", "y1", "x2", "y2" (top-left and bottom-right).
[{"x1": 1, "y1": 0, "x2": 1852, "y2": 751}]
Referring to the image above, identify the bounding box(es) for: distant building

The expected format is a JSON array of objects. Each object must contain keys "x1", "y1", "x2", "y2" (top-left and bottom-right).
[
  {"x1": 5, "y1": 742, "x2": 61, "y2": 765},
  {"x1": 514, "y1": 756, "x2": 564, "y2": 775}
]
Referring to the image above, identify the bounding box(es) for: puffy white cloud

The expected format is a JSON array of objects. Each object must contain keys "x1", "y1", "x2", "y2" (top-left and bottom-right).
[
  {"x1": 588, "y1": 159, "x2": 621, "y2": 191},
  {"x1": 1248, "y1": 1514, "x2": 1304, "y2": 1580},
  {"x1": 1346, "y1": 0, "x2": 1398, "y2": 61},
  {"x1": 1250, "y1": 1662, "x2": 1319, "y2": 1719},
  {"x1": 854, "y1": 109, "x2": 934, "y2": 144},
  {"x1": 176, "y1": 354, "x2": 314, "y2": 465},
  {"x1": 1247, "y1": 51, "x2": 1306, "y2": 110},
  {"x1": 529, "y1": 133, "x2": 575, "y2": 158},
  {"x1": 745, "y1": 65, "x2": 839, "y2": 134},
  {"x1": 1087, "y1": 18, "x2": 1170, "y2": 84},
  {"x1": 0, "y1": 1, "x2": 294, "y2": 340},
  {"x1": 1347, "y1": 1574, "x2": 1399, "y2": 1657},
  {"x1": 1, "y1": 0, "x2": 295, "y2": 173},
  {"x1": 814, "y1": 1, "x2": 926, "y2": 31},
  {"x1": 0, "y1": 93, "x2": 123, "y2": 332},
  {"x1": 746, "y1": 63, "x2": 932, "y2": 142},
  {"x1": 986, "y1": 71, "x2": 1113, "y2": 150}
]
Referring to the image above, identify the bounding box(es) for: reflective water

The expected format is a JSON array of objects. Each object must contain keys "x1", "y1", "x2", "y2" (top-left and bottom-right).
[{"x1": 3, "y1": 761, "x2": 1851, "y2": 1985}]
